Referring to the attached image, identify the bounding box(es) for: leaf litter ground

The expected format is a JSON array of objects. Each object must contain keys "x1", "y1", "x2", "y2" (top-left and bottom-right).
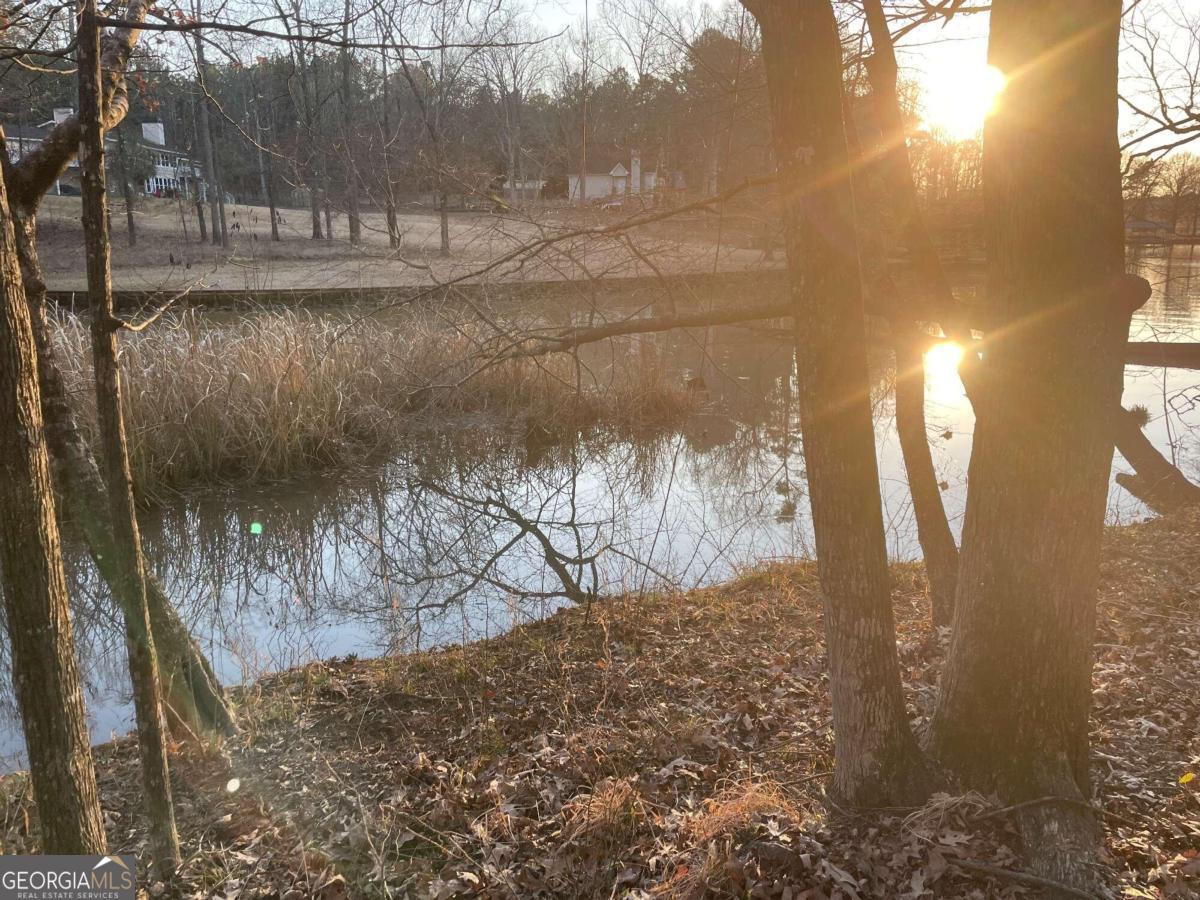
[{"x1": 1, "y1": 513, "x2": 1198, "y2": 898}]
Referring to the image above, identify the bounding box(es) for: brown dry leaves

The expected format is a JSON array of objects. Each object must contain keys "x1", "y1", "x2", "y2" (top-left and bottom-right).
[{"x1": 1, "y1": 513, "x2": 1198, "y2": 898}]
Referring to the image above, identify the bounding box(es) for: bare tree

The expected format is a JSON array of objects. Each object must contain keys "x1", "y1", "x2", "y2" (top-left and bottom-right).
[
  {"x1": 3, "y1": 0, "x2": 235, "y2": 739},
  {"x1": 928, "y1": 1, "x2": 1143, "y2": 890},
  {"x1": 741, "y1": 0, "x2": 931, "y2": 807},
  {"x1": 1122, "y1": 1, "x2": 1200, "y2": 159},
  {"x1": 0, "y1": 130, "x2": 107, "y2": 856},
  {"x1": 477, "y1": 10, "x2": 550, "y2": 207},
  {"x1": 599, "y1": 0, "x2": 672, "y2": 83},
  {"x1": 78, "y1": 0, "x2": 180, "y2": 873}
]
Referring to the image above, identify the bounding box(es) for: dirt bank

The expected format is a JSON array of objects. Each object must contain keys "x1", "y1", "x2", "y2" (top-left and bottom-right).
[{"x1": 1, "y1": 513, "x2": 1198, "y2": 898}]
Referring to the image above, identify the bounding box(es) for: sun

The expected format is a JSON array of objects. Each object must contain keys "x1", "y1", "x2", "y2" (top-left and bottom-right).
[
  {"x1": 920, "y1": 64, "x2": 1006, "y2": 140},
  {"x1": 923, "y1": 341, "x2": 966, "y2": 403}
]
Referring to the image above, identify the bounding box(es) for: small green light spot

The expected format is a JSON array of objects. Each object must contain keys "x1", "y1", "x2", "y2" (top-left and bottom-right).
[{"x1": 249, "y1": 522, "x2": 264, "y2": 535}]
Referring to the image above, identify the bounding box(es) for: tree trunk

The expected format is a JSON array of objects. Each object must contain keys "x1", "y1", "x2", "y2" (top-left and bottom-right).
[
  {"x1": 380, "y1": 49, "x2": 400, "y2": 249},
  {"x1": 115, "y1": 127, "x2": 136, "y2": 247},
  {"x1": 747, "y1": 0, "x2": 931, "y2": 808},
  {"x1": 0, "y1": 129, "x2": 107, "y2": 857},
  {"x1": 341, "y1": 0, "x2": 361, "y2": 246},
  {"x1": 861, "y1": 0, "x2": 970, "y2": 344},
  {"x1": 841, "y1": 55, "x2": 960, "y2": 625},
  {"x1": 193, "y1": 30, "x2": 222, "y2": 248},
  {"x1": 309, "y1": 184, "x2": 323, "y2": 239},
  {"x1": 194, "y1": 189, "x2": 207, "y2": 242},
  {"x1": 508, "y1": 121, "x2": 519, "y2": 207},
  {"x1": 12, "y1": 214, "x2": 235, "y2": 738},
  {"x1": 893, "y1": 333, "x2": 958, "y2": 625},
  {"x1": 1114, "y1": 406, "x2": 1200, "y2": 512},
  {"x1": 927, "y1": 1, "x2": 1130, "y2": 888},
  {"x1": 190, "y1": 98, "x2": 208, "y2": 242},
  {"x1": 214, "y1": 150, "x2": 229, "y2": 248},
  {"x1": 439, "y1": 190, "x2": 450, "y2": 255},
  {"x1": 254, "y1": 110, "x2": 280, "y2": 243},
  {"x1": 259, "y1": 125, "x2": 280, "y2": 243},
  {"x1": 78, "y1": 5, "x2": 181, "y2": 874},
  {"x1": 322, "y1": 181, "x2": 332, "y2": 241}
]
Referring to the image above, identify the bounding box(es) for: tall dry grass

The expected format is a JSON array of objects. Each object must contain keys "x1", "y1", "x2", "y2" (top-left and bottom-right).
[{"x1": 51, "y1": 309, "x2": 692, "y2": 498}]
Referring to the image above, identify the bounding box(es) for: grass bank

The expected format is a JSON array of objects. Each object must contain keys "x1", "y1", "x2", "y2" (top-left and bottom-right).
[
  {"x1": 3, "y1": 512, "x2": 1198, "y2": 896},
  {"x1": 51, "y1": 309, "x2": 695, "y2": 500}
]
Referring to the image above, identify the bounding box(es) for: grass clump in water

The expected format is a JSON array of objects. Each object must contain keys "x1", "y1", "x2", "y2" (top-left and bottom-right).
[{"x1": 51, "y1": 309, "x2": 695, "y2": 498}]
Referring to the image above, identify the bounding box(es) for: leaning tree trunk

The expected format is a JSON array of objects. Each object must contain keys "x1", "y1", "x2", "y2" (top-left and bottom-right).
[
  {"x1": 79, "y1": 4, "x2": 181, "y2": 873},
  {"x1": 13, "y1": 214, "x2": 235, "y2": 738},
  {"x1": 842, "y1": 69, "x2": 960, "y2": 627},
  {"x1": 0, "y1": 132, "x2": 107, "y2": 856},
  {"x1": 1114, "y1": 406, "x2": 1200, "y2": 512},
  {"x1": 893, "y1": 332, "x2": 959, "y2": 625},
  {"x1": 745, "y1": 0, "x2": 931, "y2": 808},
  {"x1": 927, "y1": 1, "x2": 1136, "y2": 889}
]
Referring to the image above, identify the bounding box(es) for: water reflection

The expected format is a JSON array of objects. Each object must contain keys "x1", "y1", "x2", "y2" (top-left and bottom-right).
[{"x1": 2, "y1": 250, "x2": 1200, "y2": 764}]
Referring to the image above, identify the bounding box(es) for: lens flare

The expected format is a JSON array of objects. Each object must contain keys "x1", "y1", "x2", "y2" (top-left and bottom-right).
[
  {"x1": 923, "y1": 341, "x2": 966, "y2": 403},
  {"x1": 922, "y1": 64, "x2": 1007, "y2": 139}
]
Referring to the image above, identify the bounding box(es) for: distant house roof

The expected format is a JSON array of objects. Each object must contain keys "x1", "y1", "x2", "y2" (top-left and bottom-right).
[
  {"x1": 3, "y1": 123, "x2": 49, "y2": 142},
  {"x1": 572, "y1": 143, "x2": 658, "y2": 177}
]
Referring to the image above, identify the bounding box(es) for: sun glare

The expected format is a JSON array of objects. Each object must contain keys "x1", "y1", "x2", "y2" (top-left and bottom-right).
[
  {"x1": 923, "y1": 341, "x2": 965, "y2": 402},
  {"x1": 921, "y1": 64, "x2": 1006, "y2": 140}
]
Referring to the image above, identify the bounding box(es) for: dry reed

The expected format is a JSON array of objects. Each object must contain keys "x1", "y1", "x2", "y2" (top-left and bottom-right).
[{"x1": 50, "y1": 309, "x2": 693, "y2": 498}]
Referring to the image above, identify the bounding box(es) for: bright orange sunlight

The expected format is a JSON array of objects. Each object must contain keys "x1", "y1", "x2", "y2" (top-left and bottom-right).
[
  {"x1": 923, "y1": 341, "x2": 965, "y2": 401},
  {"x1": 921, "y1": 63, "x2": 1007, "y2": 139}
]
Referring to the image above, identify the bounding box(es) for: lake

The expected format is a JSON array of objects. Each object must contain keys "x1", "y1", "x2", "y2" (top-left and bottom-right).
[{"x1": 2, "y1": 248, "x2": 1199, "y2": 766}]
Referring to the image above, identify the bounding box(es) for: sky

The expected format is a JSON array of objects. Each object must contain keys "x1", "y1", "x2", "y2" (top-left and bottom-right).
[
  {"x1": 526, "y1": 2, "x2": 1191, "y2": 153},
  {"x1": 532, "y1": 0, "x2": 997, "y2": 138}
]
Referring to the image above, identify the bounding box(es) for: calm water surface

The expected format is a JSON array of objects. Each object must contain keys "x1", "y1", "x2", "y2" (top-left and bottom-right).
[{"x1": 3, "y1": 248, "x2": 1200, "y2": 765}]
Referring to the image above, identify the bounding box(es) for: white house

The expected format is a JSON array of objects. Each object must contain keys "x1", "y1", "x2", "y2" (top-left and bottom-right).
[
  {"x1": 140, "y1": 121, "x2": 203, "y2": 198},
  {"x1": 4, "y1": 109, "x2": 204, "y2": 199},
  {"x1": 4, "y1": 109, "x2": 87, "y2": 194},
  {"x1": 568, "y1": 150, "x2": 658, "y2": 203}
]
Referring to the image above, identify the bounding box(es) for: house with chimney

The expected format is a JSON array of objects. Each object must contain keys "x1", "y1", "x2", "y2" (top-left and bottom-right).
[
  {"x1": 4, "y1": 109, "x2": 204, "y2": 199},
  {"x1": 568, "y1": 147, "x2": 658, "y2": 203}
]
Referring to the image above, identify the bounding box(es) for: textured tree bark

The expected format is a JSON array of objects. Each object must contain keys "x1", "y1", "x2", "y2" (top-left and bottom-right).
[
  {"x1": 13, "y1": 213, "x2": 235, "y2": 737},
  {"x1": 79, "y1": 4, "x2": 181, "y2": 873},
  {"x1": 746, "y1": 0, "x2": 931, "y2": 808},
  {"x1": 0, "y1": 0, "x2": 232, "y2": 738},
  {"x1": 842, "y1": 57, "x2": 960, "y2": 625},
  {"x1": 928, "y1": 1, "x2": 1130, "y2": 888},
  {"x1": 0, "y1": 131, "x2": 107, "y2": 856}
]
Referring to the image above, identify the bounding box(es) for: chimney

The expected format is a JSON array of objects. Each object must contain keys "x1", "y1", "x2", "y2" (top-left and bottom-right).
[
  {"x1": 53, "y1": 107, "x2": 73, "y2": 125},
  {"x1": 630, "y1": 150, "x2": 642, "y2": 194},
  {"x1": 141, "y1": 122, "x2": 166, "y2": 146}
]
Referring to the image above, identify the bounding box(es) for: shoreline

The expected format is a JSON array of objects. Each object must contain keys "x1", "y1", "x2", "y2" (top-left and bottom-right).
[{"x1": 1, "y1": 512, "x2": 1197, "y2": 896}]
